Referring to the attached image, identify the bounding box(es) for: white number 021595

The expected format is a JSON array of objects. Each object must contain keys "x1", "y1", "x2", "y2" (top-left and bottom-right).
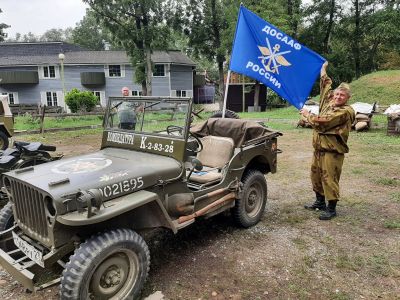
[{"x1": 99, "y1": 177, "x2": 144, "y2": 198}]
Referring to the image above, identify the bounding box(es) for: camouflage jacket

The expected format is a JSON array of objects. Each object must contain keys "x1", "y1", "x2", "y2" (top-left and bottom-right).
[{"x1": 307, "y1": 75, "x2": 355, "y2": 153}]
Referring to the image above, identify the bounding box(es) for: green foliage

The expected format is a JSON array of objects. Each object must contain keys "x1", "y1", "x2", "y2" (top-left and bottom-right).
[
  {"x1": 0, "y1": 8, "x2": 10, "y2": 42},
  {"x1": 40, "y1": 28, "x2": 73, "y2": 42},
  {"x1": 65, "y1": 88, "x2": 99, "y2": 113},
  {"x1": 71, "y1": 9, "x2": 114, "y2": 50},
  {"x1": 83, "y1": 0, "x2": 173, "y2": 93},
  {"x1": 300, "y1": 0, "x2": 400, "y2": 84}
]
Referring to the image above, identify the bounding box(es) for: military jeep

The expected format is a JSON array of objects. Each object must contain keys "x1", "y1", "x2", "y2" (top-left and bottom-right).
[{"x1": 0, "y1": 96, "x2": 281, "y2": 299}]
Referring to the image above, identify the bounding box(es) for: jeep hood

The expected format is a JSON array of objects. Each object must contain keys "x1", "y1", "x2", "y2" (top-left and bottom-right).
[{"x1": 5, "y1": 147, "x2": 183, "y2": 202}]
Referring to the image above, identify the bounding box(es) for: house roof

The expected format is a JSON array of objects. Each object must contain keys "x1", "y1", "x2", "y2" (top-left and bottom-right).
[
  {"x1": 0, "y1": 42, "x2": 196, "y2": 66},
  {"x1": 0, "y1": 42, "x2": 84, "y2": 56}
]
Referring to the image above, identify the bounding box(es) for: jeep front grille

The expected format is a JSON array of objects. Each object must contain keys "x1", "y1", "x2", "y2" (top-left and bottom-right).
[{"x1": 10, "y1": 179, "x2": 49, "y2": 241}]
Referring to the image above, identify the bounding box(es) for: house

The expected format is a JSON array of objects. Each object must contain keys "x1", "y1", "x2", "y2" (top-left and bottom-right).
[{"x1": 0, "y1": 42, "x2": 196, "y2": 110}]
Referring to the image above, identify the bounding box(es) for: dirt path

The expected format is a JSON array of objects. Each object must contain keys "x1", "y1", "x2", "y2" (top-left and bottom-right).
[{"x1": 0, "y1": 129, "x2": 399, "y2": 299}]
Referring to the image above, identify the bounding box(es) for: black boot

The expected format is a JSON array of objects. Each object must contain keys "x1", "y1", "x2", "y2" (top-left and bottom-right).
[
  {"x1": 304, "y1": 193, "x2": 326, "y2": 210},
  {"x1": 319, "y1": 200, "x2": 338, "y2": 220}
]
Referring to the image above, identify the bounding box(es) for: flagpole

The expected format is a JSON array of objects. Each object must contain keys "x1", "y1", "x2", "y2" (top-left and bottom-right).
[{"x1": 222, "y1": 70, "x2": 231, "y2": 119}]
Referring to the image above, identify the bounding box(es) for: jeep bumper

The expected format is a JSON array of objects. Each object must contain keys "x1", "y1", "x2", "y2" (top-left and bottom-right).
[{"x1": 0, "y1": 241, "x2": 35, "y2": 291}]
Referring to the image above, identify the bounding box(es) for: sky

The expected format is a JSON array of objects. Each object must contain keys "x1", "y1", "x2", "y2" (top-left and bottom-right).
[{"x1": 1, "y1": 0, "x2": 89, "y2": 38}]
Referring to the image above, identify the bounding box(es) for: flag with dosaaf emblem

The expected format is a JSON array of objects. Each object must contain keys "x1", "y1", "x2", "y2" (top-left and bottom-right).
[{"x1": 229, "y1": 6, "x2": 326, "y2": 109}]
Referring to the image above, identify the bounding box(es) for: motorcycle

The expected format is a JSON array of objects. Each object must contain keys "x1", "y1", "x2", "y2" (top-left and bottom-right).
[{"x1": 0, "y1": 141, "x2": 63, "y2": 202}]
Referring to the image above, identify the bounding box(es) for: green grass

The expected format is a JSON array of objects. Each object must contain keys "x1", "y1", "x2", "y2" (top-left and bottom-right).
[
  {"x1": 375, "y1": 177, "x2": 399, "y2": 186},
  {"x1": 390, "y1": 192, "x2": 400, "y2": 202},
  {"x1": 15, "y1": 128, "x2": 103, "y2": 142},
  {"x1": 349, "y1": 70, "x2": 400, "y2": 105},
  {"x1": 335, "y1": 250, "x2": 364, "y2": 271},
  {"x1": 15, "y1": 115, "x2": 103, "y2": 131},
  {"x1": 367, "y1": 254, "x2": 392, "y2": 277},
  {"x1": 384, "y1": 220, "x2": 400, "y2": 229},
  {"x1": 238, "y1": 106, "x2": 299, "y2": 119},
  {"x1": 354, "y1": 129, "x2": 400, "y2": 145}
]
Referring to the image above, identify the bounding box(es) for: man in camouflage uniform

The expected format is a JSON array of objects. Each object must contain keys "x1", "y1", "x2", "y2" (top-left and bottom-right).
[{"x1": 300, "y1": 62, "x2": 355, "y2": 220}]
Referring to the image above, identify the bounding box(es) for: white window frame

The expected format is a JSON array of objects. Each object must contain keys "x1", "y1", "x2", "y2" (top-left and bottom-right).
[
  {"x1": 104, "y1": 64, "x2": 125, "y2": 78},
  {"x1": 46, "y1": 91, "x2": 59, "y2": 106},
  {"x1": 1, "y1": 92, "x2": 19, "y2": 104},
  {"x1": 40, "y1": 91, "x2": 64, "y2": 108},
  {"x1": 176, "y1": 90, "x2": 186, "y2": 97},
  {"x1": 39, "y1": 65, "x2": 59, "y2": 79},
  {"x1": 172, "y1": 90, "x2": 193, "y2": 98},
  {"x1": 153, "y1": 64, "x2": 166, "y2": 77},
  {"x1": 91, "y1": 91, "x2": 106, "y2": 106},
  {"x1": 131, "y1": 90, "x2": 142, "y2": 96}
]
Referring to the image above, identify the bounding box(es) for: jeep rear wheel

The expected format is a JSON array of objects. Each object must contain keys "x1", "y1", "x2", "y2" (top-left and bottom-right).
[
  {"x1": 233, "y1": 170, "x2": 267, "y2": 227},
  {"x1": 60, "y1": 229, "x2": 150, "y2": 300},
  {"x1": 0, "y1": 203, "x2": 16, "y2": 251}
]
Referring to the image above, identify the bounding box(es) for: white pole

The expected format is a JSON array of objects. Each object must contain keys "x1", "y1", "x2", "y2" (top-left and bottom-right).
[{"x1": 222, "y1": 70, "x2": 231, "y2": 119}]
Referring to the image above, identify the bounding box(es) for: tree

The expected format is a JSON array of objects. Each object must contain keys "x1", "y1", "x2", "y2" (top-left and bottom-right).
[
  {"x1": 184, "y1": 0, "x2": 228, "y2": 103},
  {"x1": 83, "y1": 0, "x2": 174, "y2": 95},
  {"x1": 286, "y1": 0, "x2": 302, "y2": 38},
  {"x1": 40, "y1": 28, "x2": 73, "y2": 42},
  {"x1": 0, "y1": 8, "x2": 10, "y2": 41},
  {"x1": 65, "y1": 88, "x2": 99, "y2": 113},
  {"x1": 72, "y1": 9, "x2": 113, "y2": 50}
]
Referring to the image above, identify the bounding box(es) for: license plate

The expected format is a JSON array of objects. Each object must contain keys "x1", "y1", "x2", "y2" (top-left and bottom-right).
[{"x1": 12, "y1": 232, "x2": 44, "y2": 267}]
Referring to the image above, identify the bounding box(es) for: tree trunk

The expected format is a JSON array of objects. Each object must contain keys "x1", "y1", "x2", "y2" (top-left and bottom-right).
[
  {"x1": 367, "y1": 40, "x2": 380, "y2": 72},
  {"x1": 353, "y1": 0, "x2": 361, "y2": 78},
  {"x1": 253, "y1": 82, "x2": 260, "y2": 111},
  {"x1": 141, "y1": 81, "x2": 147, "y2": 96},
  {"x1": 287, "y1": 0, "x2": 300, "y2": 38},
  {"x1": 323, "y1": 0, "x2": 335, "y2": 53},
  {"x1": 145, "y1": 47, "x2": 152, "y2": 96},
  {"x1": 218, "y1": 60, "x2": 224, "y2": 108}
]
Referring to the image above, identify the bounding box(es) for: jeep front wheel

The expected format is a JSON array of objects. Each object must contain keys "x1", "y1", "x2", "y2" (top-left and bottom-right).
[
  {"x1": 233, "y1": 170, "x2": 267, "y2": 227},
  {"x1": 60, "y1": 229, "x2": 150, "y2": 300},
  {"x1": 0, "y1": 203, "x2": 16, "y2": 251}
]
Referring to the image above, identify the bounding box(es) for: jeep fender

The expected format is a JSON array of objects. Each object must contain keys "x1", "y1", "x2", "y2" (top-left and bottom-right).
[{"x1": 57, "y1": 190, "x2": 177, "y2": 233}]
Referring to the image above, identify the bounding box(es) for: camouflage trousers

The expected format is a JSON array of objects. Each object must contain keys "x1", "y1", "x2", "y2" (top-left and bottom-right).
[{"x1": 311, "y1": 151, "x2": 344, "y2": 201}]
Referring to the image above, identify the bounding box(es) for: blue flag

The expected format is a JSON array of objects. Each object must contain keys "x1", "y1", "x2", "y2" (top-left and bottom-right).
[{"x1": 229, "y1": 6, "x2": 326, "y2": 109}]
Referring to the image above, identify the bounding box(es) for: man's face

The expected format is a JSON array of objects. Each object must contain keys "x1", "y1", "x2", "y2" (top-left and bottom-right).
[{"x1": 333, "y1": 89, "x2": 350, "y2": 107}]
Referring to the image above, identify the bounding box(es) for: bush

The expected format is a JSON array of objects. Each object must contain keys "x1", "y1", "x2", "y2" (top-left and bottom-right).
[{"x1": 65, "y1": 88, "x2": 99, "y2": 113}]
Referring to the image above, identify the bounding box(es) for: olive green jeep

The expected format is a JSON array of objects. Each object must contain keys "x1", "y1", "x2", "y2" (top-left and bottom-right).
[{"x1": 0, "y1": 96, "x2": 281, "y2": 299}]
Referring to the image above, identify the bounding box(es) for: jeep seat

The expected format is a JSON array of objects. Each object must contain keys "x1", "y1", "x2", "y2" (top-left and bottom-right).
[{"x1": 189, "y1": 135, "x2": 234, "y2": 184}]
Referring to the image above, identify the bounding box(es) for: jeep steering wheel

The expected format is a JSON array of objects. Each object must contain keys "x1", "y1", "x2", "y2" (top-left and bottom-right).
[
  {"x1": 187, "y1": 131, "x2": 203, "y2": 153},
  {"x1": 166, "y1": 125, "x2": 184, "y2": 135},
  {"x1": 166, "y1": 125, "x2": 203, "y2": 153}
]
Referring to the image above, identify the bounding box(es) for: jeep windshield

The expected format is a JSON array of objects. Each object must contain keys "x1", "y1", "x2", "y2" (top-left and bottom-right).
[{"x1": 105, "y1": 96, "x2": 192, "y2": 139}]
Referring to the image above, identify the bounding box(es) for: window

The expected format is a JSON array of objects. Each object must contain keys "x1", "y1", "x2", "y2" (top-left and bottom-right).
[
  {"x1": 46, "y1": 92, "x2": 58, "y2": 106},
  {"x1": 109, "y1": 65, "x2": 121, "y2": 77},
  {"x1": 92, "y1": 91, "x2": 101, "y2": 101},
  {"x1": 176, "y1": 90, "x2": 187, "y2": 97},
  {"x1": 153, "y1": 64, "x2": 165, "y2": 77},
  {"x1": 1, "y1": 92, "x2": 18, "y2": 104},
  {"x1": 131, "y1": 90, "x2": 143, "y2": 96},
  {"x1": 43, "y1": 66, "x2": 56, "y2": 78}
]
